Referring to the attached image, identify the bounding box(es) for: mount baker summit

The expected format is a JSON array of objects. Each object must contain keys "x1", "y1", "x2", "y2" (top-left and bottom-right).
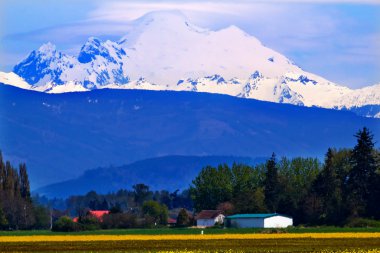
[{"x1": 0, "y1": 10, "x2": 379, "y2": 117}]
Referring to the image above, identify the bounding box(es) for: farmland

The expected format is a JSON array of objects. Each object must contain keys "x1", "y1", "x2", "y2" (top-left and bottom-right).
[{"x1": 0, "y1": 231, "x2": 380, "y2": 252}]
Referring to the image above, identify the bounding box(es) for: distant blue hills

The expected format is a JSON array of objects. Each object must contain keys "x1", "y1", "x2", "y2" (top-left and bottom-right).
[
  {"x1": 36, "y1": 155, "x2": 262, "y2": 198},
  {"x1": 0, "y1": 84, "x2": 379, "y2": 192}
]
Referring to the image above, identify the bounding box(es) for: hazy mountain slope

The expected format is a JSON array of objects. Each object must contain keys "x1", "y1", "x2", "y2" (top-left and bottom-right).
[
  {"x1": 1, "y1": 84, "x2": 379, "y2": 188},
  {"x1": 36, "y1": 155, "x2": 263, "y2": 198}
]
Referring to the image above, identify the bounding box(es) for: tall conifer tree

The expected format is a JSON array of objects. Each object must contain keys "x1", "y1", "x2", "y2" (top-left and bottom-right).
[
  {"x1": 346, "y1": 127, "x2": 377, "y2": 217},
  {"x1": 264, "y1": 153, "x2": 280, "y2": 212},
  {"x1": 19, "y1": 163, "x2": 31, "y2": 201},
  {"x1": 312, "y1": 148, "x2": 342, "y2": 224}
]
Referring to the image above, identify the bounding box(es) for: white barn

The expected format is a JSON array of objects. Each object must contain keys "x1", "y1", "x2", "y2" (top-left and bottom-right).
[
  {"x1": 195, "y1": 210, "x2": 225, "y2": 227},
  {"x1": 226, "y1": 213, "x2": 293, "y2": 228}
]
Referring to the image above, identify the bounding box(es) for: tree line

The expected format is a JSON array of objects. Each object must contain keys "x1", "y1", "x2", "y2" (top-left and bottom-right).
[
  {"x1": 0, "y1": 153, "x2": 50, "y2": 230},
  {"x1": 52, "y1": 200, "x2": 171, "y2": 231},
  {"x1": 64, "y1": 184, "x2": 193, "y2": 214},
  {"x1": 190, "y1": 127, "x2": 380, "y2": 226},
  {"x1": 34, "y1": 183, "x2": 194, "y2": 230}
]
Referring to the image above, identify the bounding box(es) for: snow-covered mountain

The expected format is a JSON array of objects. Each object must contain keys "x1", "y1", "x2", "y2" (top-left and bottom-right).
[
  {"x1": 10, "y1": 37, "x2": 129, "y2": 93},
  {"x1": 1, "y1": 10, "x2": 379, "y2": 115}
]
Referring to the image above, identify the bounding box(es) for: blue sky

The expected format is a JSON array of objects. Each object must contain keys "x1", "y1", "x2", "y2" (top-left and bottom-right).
[{"x1": 0, "y1": 0, "x2": 379, "y2": 88}]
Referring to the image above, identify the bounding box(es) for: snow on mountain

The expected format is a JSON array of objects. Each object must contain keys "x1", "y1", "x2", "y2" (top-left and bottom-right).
[
  {"x1": 0, "y1": 72, "x2": 89, "y2": 93},
  {"x1": 239, "y1": 71, "x2": 305, "y2": 106},
  {"x1": 0, "y1": 72, "x2": 31, "y2": 90},
  {"x1": 13, "y1": 42, "x2": 77, "y2": 86},
  {"x1": 13, "y1": 38, "x2": 129, "y2": 89},
  {"x1": 38, "y1": 81, "x2": 90, "y2": 93},
  {"x1": 2, "y1": 10, "x2": 379, "y2": 115},
  {"x1": 172, "y1": 75, "x2": 244, "y2": 95},
  {"x1": 336, "y1": 83, "x2": 380, "y2": 109},
  {"x1": 99, "y1": 77, "x2": 164, "y2": 91},
  {"x1": 119, "y1": 10, "x2": 300, "y2": 85}
]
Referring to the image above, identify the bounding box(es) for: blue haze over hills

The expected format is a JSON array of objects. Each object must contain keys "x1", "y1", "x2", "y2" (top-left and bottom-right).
[{"x1": 0, "y1": 84, "x2": 379, "y2": 195}]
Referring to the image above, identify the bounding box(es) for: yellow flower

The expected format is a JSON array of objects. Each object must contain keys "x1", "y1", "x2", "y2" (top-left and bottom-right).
[{"x1": 0, "y1": 232, "x2": 380, "y2": 242}]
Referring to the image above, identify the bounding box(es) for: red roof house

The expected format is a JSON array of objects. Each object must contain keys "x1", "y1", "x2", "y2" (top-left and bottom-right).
[
  {"x1": 167, "y1": 217, "x2": 177, "y2": 225},
  {"x1": 72, "y1": 210, "x2": 110, "y2": 223},
  {"x1": 89, "y1": 210, "x2": 110, "y2": 222}
]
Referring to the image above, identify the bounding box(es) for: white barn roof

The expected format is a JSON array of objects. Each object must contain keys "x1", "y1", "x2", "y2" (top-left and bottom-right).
[{"x1": 226, "y1": 213, "x2": 292, "y2": 219}]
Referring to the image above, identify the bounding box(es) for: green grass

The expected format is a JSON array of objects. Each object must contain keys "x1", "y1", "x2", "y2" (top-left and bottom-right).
[{"x1": 1, "y1": 226, "x2": 380, "y2": 236}]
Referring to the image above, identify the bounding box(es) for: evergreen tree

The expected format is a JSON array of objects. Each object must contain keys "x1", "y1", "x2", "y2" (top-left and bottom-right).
[
  {"x1": 0, "y1": 152, "x2": 5, "y2": 192},
  {"x1": 19, "y1": 163, "x2": 31, "y2": 201},
  {"x1": 159, "y1": 190, "x2": 172, "y2": 209},
  {"x1": 311, "y1": 148, "x2": 343, "y2": 225},
  {"x1": 264, "y1": 153, "x2": 280, "y2": 212},
  {"x1": 0, "y1": 208, "x2": 8, "y2": 229},
  {"x1": 345, "y1": 127, "x2": 377, "y2": 217},
  {"x1": 369, "y1": 148, "x2": 380, "y2": 219},
  {"x1": 176, "y1": 208, "x2": 190, "y2": 227},
  {"x1": 99, "y1": 199, "x2": 109, "y2": 210},
  {"x1": 0, "y1": 154, "x2": 43, "y2": 230},
  {"x1": 133, "y1": 184, "x2": 152, "y2": 206}
]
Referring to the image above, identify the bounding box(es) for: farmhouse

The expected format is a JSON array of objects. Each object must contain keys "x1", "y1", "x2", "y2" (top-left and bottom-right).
[
  {"x1": 195, "y1": 210, "x2": 225, "y2": 227},
  {"x1": 73, "y1": 210, "x2": 110, "y2": 223},
  {"x1": 167, "y1": 217, "x2": 177, "y2": 226},
  {"x1": 89, "y1": 210, "x2": 110, "y2": 222},
  {"x1": 226, "y1": 213, "x2": 293, "y2": 228}
]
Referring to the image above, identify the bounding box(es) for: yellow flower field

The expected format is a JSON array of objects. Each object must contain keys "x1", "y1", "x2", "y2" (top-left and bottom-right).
[
  {"x1": 0, "y1": 232, "x2": 380, "y2": 242},
  {"x1": 1, "y1": 232, "x2": 380, "y2": 252},
  {"x1": 156, "y1": 251, "x2": 380, "y2": 253}
]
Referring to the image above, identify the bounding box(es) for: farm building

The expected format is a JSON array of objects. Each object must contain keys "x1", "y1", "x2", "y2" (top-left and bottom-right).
[
  {"x1": 73, "y1": 210, "x2": 110, "y2": 223},
  {"x1": 89, "y1": 210, "x2": 110, "y2": 222},
  {"x1": 226, "y1": 213, "x2": 293, "y2": 228},
  {"x1": 195, "y1": 210, "x2": 225, "y2": 227},
  {"x1": 167, "y1": 217, "x2": 177, "y2": 226}
]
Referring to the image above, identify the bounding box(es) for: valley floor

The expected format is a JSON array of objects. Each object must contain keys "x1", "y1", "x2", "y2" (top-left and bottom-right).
[{"x1": 2, "y1": 227, "x2": 380, "y2": 236}]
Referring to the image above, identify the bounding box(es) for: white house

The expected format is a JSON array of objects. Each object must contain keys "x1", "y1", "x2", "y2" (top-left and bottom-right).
[
  {"x1": 226, "y1": 213, "x2": 293, "y2": 228},
  {"x1": 195, "y1": 210, "x2": 225, "y2": 227}
]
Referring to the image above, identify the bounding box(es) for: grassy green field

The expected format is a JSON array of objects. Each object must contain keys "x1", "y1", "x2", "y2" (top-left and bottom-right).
[{"x1": 1, "y1": 227, "x2": 380, "y2": 236}]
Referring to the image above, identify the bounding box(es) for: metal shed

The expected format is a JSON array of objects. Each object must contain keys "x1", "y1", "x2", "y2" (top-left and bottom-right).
[{"x1": 226, "y1": 213, "x2": 293, "y2": 228}]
